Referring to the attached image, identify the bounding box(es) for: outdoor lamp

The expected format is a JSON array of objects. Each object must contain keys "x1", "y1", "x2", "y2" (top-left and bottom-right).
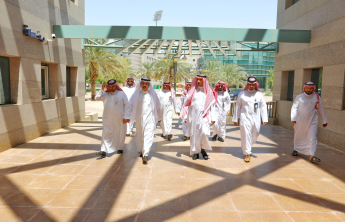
[
  {"x1": 173, "y1": 55, "x2": 179, "y2": 62},
  {"x1": 182, "y1": 55, "x2": 187, "y2": 62},
  {"x1": 164, "y1": 57, "x2": 168, "y2": 62}
]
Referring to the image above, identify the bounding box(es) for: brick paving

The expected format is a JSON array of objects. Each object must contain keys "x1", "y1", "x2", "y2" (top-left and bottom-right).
[{"x1": 0, "y1": 114, "x2": 345, "y2": 221}]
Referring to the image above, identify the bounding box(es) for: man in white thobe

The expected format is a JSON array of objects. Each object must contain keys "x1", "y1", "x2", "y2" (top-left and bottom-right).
[
  {"x1": 212, "y1": 81, "x2": 231, "y2": 142},
  {"x1": 122, "y1": 78, "x2": 136, "y2": 137},
  {"x1": 291, "y1": 82, "x2": 328, "y2": 163},
  {"x1": 182, "y1": 74, "x2": 216, "y2": 160},
  {"x1": 95, "y1": 79, "x2": 128, "y2": 158},
  {"x1": 232, "y1": 77, "x2": 268, "y2": 162},
  {"x1": 125, "y1": 78, "x2": 161, "y2": 164},
  {"x1": 176, "y1": 82, "x2": 192, "y2": 141},
  {"x1": 158, "y1": 82, "x2": 177, "y2": 141}
]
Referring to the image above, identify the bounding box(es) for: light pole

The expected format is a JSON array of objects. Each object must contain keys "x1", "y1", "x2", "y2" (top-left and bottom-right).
[{"x1": 173, "y1": 55, "x2": 179, "y2": 96}]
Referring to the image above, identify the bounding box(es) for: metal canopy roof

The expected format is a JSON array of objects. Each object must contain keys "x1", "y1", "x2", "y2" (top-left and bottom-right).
[{"x1": 53, "y1": 25, "x2": 311, "y2": 58}]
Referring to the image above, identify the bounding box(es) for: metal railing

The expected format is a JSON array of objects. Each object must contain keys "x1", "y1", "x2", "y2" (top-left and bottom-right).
[{"x1": 229, "y1": 101, "x2": 277, "y2": 118}]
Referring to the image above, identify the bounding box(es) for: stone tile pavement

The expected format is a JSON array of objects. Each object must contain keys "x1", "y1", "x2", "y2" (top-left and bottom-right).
[{"x1": 0, "y1": 117, "x2": 345, "y2": 221}]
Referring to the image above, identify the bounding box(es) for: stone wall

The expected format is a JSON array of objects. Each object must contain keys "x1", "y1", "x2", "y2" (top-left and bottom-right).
[
  {"x1": 0, "y1": 0, "x2": 85, "y2": 151},
  {"x1": 274, "y1": 0, "x2": 345, "y2": 151}
]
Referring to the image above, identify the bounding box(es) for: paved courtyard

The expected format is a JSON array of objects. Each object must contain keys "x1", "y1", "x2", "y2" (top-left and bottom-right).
[{"x1": 0, "y1": 115, "x2": 345, "y2": 221}]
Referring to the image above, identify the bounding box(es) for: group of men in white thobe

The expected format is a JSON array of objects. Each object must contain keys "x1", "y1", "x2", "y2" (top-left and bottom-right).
[{"x1": 96, "y1": 75, "x2": 328, "y2": 164}]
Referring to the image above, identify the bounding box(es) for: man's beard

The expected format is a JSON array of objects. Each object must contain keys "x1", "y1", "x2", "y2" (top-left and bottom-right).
[
  {"x1": 127, "y1": 83, "x2": 133, "y2": 87},
  {"x1": 305, "y1": 91, "x2": 313, "y2": 95}
]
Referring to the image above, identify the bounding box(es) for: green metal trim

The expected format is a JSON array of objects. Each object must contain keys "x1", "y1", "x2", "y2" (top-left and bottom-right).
[{"x1": 54, "y1": 25, "x2": 311, "y2": 43}]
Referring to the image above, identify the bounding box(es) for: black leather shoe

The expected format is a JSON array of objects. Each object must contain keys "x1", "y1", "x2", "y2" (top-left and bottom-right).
[
  {"x1": 192, "y1": 154, "x2": 199, "y2": 160},
  {"x1": 139, "y1": 153, "x2": 143, "y2": 158},
  {"x1": 142, "y1": 156, "x2": 148, "y2": 164},
  {"x1": 201, "y1": 149, "x2": 209, "y2": 160},
  {"x1": 116, "y1": 150, "x2": 123, "y2": 154},
  {"x1": 218, "y1": 137, "x2": 224, "y2": 142},
  {"x1": 161, "y1": 134, "x2": 164, "y2": 137},
  {"x1": 96, "y1": 151, "x2": 106, "y2": 158},
  {"x1": 182, "y1": 136, "x2": 188, "y2": 141},
  {"x1": 168, "y1": 134, "x2": 172, "y2": 141},
  {"x1": 212, "y1": 135, "x2": 217, "y2": 141}
]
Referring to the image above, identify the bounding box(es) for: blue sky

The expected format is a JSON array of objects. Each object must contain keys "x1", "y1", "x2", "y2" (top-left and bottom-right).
[{"x1": 85, "y1": 0, "x2": 278, "y2": 29}]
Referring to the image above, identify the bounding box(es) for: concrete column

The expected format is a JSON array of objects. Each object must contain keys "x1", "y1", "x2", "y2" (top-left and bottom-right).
[{"x1": 322, "y1": 64, "x2": 345, "y2": 110}]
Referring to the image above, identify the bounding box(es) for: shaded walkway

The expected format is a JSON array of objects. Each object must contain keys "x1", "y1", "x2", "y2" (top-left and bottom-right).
[{"x1": 0, "y1": 118, "x2": 345, "y2": 221}]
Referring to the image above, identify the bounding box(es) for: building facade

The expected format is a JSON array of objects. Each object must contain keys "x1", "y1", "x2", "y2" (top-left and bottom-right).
[
  {"x1": 274, "y1": 0, "x2": 345, "y2": 150},
  {"x1": 201, "y1": 43, "x2": 275, "y2": 89},
  {"x1": 0, "y1": 0, "x2": 85, "y2": 151}
]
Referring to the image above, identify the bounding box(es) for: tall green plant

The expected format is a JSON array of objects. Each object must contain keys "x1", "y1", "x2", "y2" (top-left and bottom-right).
[
  {"x1": 85, "y1": 39, "x2": 123, "y2": 99},
  {"x1": 221, "y1": 63, "x2": 247, "y2": 88},
  {"x1": 137, "y1": 62, "x2": 156, "y2": 79},
  {"x1": 268, "y1": 68, "x2": 274, "y2": 89},
  {"x1": 203, "y1": 60, "x2": 223, "y2": 86},
  {"x1": 153, "y1": 55, "x2": 193, "y2": 83}
]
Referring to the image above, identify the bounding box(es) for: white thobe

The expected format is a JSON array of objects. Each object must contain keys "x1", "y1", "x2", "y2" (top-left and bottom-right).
[
  {"x1": 232, "y1": 90, "x2": 268, "y2": 155},
  {"x1": 95, "y1": 89, "x2": 128, "y2": 153},
  {"x1": 177, "y1": 96, "x2": 188, "y2": 136},
  {"x1": 212, "y1": 91, "x2": 231, "y2": 138},
  {"x1": 123, "y1": 86, "x2": 136, "y2": 134},
  {"x1": 158, "y1": 90, "x2": 177, "y2": 136},
  {"x1": 187, "y1": 87, "x2": 216, "y2": 155},
  {"x1": 125, "y1": 91, "x2": 156, "y2": 156},
  {"x1": 291, "y1": 93, "x2": 327, "y2": 155}
]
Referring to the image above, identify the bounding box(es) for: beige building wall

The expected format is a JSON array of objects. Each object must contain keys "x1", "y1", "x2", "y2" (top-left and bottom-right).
[
  {"x1": 0, "y1": 0, "x2": 85, "y2": 151},
  {"x1": 274, "y1": 0, "x2": 345, "y2": 150}
]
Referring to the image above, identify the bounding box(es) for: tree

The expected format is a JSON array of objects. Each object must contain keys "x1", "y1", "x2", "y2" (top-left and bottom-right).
[
  {"x1": 268, "y1": 68, "x2": 274, "y2": 89},
  {"x1": 152, "y1": 55, "x2": 193, "y2": 83},
  {"x1": 115, "y1": 57, "x2": 136, "y2": 84},
  {"x1": 220, "y1": 63, "x2": 247, "y2": 88},
  {"x1": 85, "y1": 39, "x2": 123, "y2": 100},
  {"x1": 203, "y1": 60, "x2": 223, "y2": 86},
  {"x1": 137, "y1": 62, "x2": 155, "y2": 79}
]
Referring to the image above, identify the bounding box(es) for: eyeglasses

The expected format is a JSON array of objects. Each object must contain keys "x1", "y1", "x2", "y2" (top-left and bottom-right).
[{"x1": 127, "y1": 81, "x2": 133, "y2": 83}]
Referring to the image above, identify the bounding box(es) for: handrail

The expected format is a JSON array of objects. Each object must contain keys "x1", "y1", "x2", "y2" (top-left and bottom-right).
[{"x1": 229, "y1": 101, "x2": 277, "y2": 118}]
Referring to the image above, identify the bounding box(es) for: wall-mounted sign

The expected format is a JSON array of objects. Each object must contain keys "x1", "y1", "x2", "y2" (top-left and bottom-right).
[{"x1": 23, "y1": 25, "x2": 45, "y2": 42}]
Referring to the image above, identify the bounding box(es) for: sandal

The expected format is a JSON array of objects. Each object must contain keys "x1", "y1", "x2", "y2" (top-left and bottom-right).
[
  {"x1": 291, "y1": 150, "x2": 298, "y2": 156},
  {"x1": 310, "y1": 156, "x2": 321, "y2": 163}
]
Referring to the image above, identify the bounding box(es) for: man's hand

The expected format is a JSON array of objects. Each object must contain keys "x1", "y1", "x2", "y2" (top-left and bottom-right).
[
  {"x1": 263, "y1": 122, "x2": 268, "y2": 126},
  {"x1": 177, "y1": 113, "x2": 180, "y2": 116},
  {"x1": 211, "y1": 121, "x2": 215, "y2": 125},
  {"x1": 122, "y1": 119, "x2": 126, "y2": 124},
  {"x1": 125, "y1": 119, "x2": 130, "y2": 123},
  {"x1": 291, "y1": 121, "x2": 296, "y2": 126},
  {"x1": 158, "y1": 121, "x2": 161, "y2": 123},
  {"x1": 323, "y1": 123, "x2": 327, "y2": 128},
  {"x1": 233, "y1": 122, "x2": 238, "y2": 126},
  {"x1": 184, "y1": 119, "x2": 187, "y2": 123},
  {"x1": 102, "y1": 82, "x2": 106, "y2": 90},
  {"x1": 227, "y1": 111, "x2": 230, "y2": 116}
]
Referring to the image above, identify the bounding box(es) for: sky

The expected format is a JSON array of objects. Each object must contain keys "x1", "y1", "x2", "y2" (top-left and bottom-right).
[{"x1": 85, "y1": 0, "x2": 278, "y2": 29}]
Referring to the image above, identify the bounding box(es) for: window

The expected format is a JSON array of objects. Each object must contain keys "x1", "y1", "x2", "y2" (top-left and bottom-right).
[
  {"x1": 311, "y1": 68, "x2": 323, "y2": 96},
  {"x1": 286, "y1": 0, "x2": 299, "y2": 9},
  {"x1": 287, "y1": 71, "x2": 294, "y2": 101},
  {"x1": 0, "y1": 56, "x2": 10, "y2": 104},
  {"x1": 66, "y1": 67, "x2": 71, "y2": 97},
  {"x1": 41, "y1": 66, "x2": 49, "y2": 99}
]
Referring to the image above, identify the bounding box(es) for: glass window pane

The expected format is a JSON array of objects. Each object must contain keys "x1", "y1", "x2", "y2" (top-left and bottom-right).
[
  {"x1": 0, "y1": 56, "x2": 10, "y2": 104},
  {"x1": 66, "y1": 67, "x2": 71, "y2": 97},
  {"x1": 41, "y1": 69, "x2": 45, "y2": 96}
]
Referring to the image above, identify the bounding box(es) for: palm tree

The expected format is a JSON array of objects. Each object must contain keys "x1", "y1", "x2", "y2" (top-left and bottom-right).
[
  {"x1": 115, "y1": 57, "x2": 136, "y2": 84},
  {"x1": 268, "y1": 68, "x2": 274, "y2": 89},
  {"x1": 137, "y1": 62, "x2": 155, "y2": 79},
  {"x1": 203, "y1": 60, "x2": 224, "y2": 86},
  {"x1": 153, "y1": 55, "x2": 193, "y2": 83},
  {"x1": 85, "y1": 39, "x2": 123, "y2": 100},
  {"x1": 220, "y1": 63, "x2": 247, "y2": 88}
]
